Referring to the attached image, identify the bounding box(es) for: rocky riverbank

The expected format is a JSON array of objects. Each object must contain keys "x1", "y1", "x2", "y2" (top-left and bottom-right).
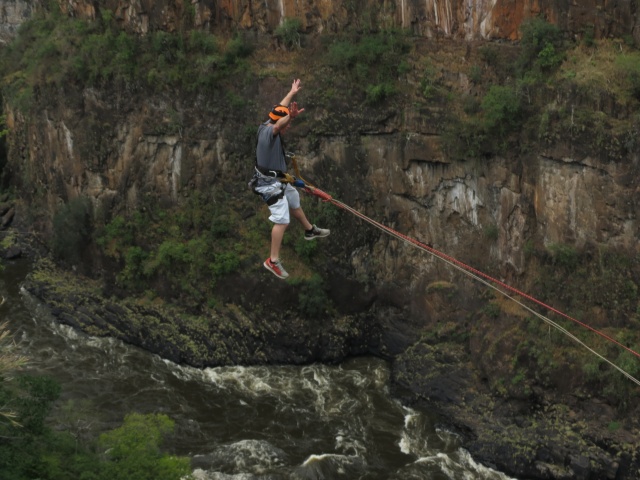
[
  {"x1": 20, "y1": 256, "x2": 377, "y2": 367},
  {"x1": 392, "y1": 338, "x2": 640, "y2": 479}
]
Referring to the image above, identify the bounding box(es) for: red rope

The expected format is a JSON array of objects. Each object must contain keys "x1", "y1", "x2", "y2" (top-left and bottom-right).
[{"x1": 305, "y1": 186, "x2": 640, "y2": 361}]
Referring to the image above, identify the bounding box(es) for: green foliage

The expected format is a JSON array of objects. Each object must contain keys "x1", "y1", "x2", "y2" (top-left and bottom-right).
[
  {"x1": 0, "y1": 114, "x2": 9, "y2": 138},
  {"x1": 0, "y1": 10, "x2": 252, "y2": 109},
  {"x1": 0, "y1": 116, "x2": 7, "y2": 187},
  {"x1": 15, "y1": 375, "x2": 61, "y2": 434},
  {"x1": 511, "y1": 370, "x2": 526, "y2": 386},
  {"x1": 0, "y1": 375, "x2": 190, "y2": 480},
  {"x1": 547, "y1": 243, "x2": 578, "y2": 271},
  {"x1": 582, "y1": 357, "x2": 603, "y2": 382},
  {"x1": 517, "y1": 17, "x2": 565, "y2": 77},
  {"x1": 98, "y1": 413, "x2": 190, "y2": 480},
  {"x1": 622, "y1": 34, "x2": 637, "y2": 48},
  {"x1": 441, "y1": 118, "x2": 487, "y2": 160},
  {"x1": 327, "y1": 40, "x2": 356, "y2": 68},
  {"x1": 325, "y1": 30, "x2": 409, "y2": 103},
  {"x1": 117, "y1": 246, "x2": 149, "y2": 289},
  {"x1": 397, "y1": 59, "x2": 411, "y2": 75},
  {"x1": 615, "y1": 53, "x2": 640, "y2": 101},
  {"x1": 581, "y1": 25, "x2": 596, "y2": 48},
  {"x1": 602, "y1": 347, "x2": 640, "y2": 411},
  {"x1": 479, "y1": 45, "x2": 499, "y2": 67},
  {"x1": 482, "y1": 302, "x2": 501, "y2": 318},
  {"x1": 468, "y1": 64, "x2": 483, "y2": 84},
  {"x1": 294, "y1": 235, "x2": 318, "y2": 260},
  {"x1": 188, "y1": 30, "x2": 218, "y2": 54},
  {"x1": 481, "y1": 85, "x2": 522, "y2": 135},
  {"x1": 275, "y1": 18, "x2": 302, "y2": 50},
  {"x1": 154, "y1": 240, "x2": 192, "y2": 270},
  {"x1": 462, "y1": 95, "x2": 481, "y2": 115},
  {"x1": 365, "y1": 82, "x2": 395, "y2": 104},
  {"x1": 97, "y1": 215, "x2": 134, "y2": 259},
  {"x1": 95, "y1": 192, "x2": 251, "y2": 305},
  {"x1": 210, "y1": 214, "x2": 233, "y2": 237},
  {"x1": 222, "y1": 34, "x2": 253, "y2": 66},
  {"x1": 210, "y1": 251, "x2": 240, "y2": 277},
  {"x1": 0, "y1": 373, "x2": 67, "y2": 480},
  {"x1": 51, "y1": 197, "x2": 92, "y2": 264},
  {"x1": 442, "y1": 83, "x2": 522, "y2": 159},
  {"x1": 528, "y1": 245, "x2": 640, "y2": 409},
  {"x1": 420, "y1": 61, "x2": 441, "y2": 99},
  {"x1": 479, "y1": 44, "x2": 515, "y2": 80}
]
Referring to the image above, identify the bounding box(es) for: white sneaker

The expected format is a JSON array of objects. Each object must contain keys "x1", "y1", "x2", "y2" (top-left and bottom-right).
[{"x1": 304, "y1": 225, "x2": 330, "y2": 241}]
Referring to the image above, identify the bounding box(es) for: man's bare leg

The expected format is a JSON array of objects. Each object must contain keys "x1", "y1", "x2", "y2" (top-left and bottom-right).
[
  {"x1": 291, "y1": 207, "x2": 312, "y2": 231},
  {"x1": 271, "y1": 223, "x2": 288, "y2": 261}
]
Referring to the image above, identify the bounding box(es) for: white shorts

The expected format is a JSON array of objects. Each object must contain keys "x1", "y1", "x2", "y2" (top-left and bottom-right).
[{"x1": 254, "y1": 181, "x2": 301, "y2": 224}]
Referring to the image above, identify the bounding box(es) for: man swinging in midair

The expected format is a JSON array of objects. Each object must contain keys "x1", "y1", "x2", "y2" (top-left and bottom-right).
[{"x1": 251, "y1": 78, "x2": 330, "y2": 279}]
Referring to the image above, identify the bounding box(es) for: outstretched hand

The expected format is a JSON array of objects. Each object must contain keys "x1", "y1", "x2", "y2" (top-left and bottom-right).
[
  {"x1": 290, "y1": 78, "x2": 303, "y2": 96},
  {"x1": 289, "y1": 101, "x2": 305, "y2": 119}
]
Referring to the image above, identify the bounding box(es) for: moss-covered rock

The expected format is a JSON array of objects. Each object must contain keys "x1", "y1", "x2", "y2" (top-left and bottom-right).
[{"x1": 23, "y1": 258, "x2": 377, "y2": 368}]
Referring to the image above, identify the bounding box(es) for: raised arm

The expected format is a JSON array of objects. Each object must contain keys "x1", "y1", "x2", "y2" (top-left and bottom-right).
[
  {"x1": 272, "y1": 79, "x2": 305, "y2": 135},
  {"x1": 279, "y1": 79, "x2": 303, "y2": 107}
]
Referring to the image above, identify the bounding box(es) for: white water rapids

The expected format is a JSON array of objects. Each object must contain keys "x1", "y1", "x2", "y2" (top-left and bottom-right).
[{"x1": 2, "y1": 259, "x2": 515, "y2": 479}]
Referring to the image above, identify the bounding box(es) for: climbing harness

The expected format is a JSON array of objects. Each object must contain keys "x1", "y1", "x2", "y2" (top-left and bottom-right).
[
  {"x1": 294, "y1": 163, "x2": 640, "y2": 387},
  {"x1": 251, "y1": 126, "x2": 300, "y2": 206}
]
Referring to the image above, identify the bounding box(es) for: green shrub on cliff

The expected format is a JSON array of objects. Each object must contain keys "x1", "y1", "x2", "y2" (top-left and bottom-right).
[
  {"x1": 275, "y1": 17, "x2": 302, "y2": 50},
  {"x1": 442, "y1": 83, "x2": 523, "y2": 158},
  {"x1": 96, "y1": 215, "x2": 134, "y2": 259},
  {"x1": 98, "y1": 413, "x2": 191, "y2": 480},
  {"x1": 96, "y1": 193, "x2": 252, "y2": 305},
  {"x1": 188, "y1": 30, "x2": 218, "y2": 54},
  {"x1": 326, "y1": 29, "x2": 410, "y2": 104},
  {"x1": 0, "y1": 374, "x2": 63, "y2": 478},
  {"x1": 119, "y1": 246, "x2": 149, "y2": 289},
  {"x1": 0, "y1": 370, "x2": 191, "y2": 479},
  {"x1": 0, "y1": 7, "x2": 253, "y2": 109},
  {"x1": 481, "y1": 85, "x2": 522, "y2": 138},
  {"x1": 517, "y1": 17, "x2": 565, "y2": 78},
  {"x1": 616, "y1": 52, "x2": 640, "y2": 100},
  {"x1": 548, "y1": 243, "x2": 578, "y2": 271}
]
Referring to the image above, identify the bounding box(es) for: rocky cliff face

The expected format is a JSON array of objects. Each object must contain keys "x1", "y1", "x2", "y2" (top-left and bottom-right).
[
  {"x1": 4, "y1": 0, "x2": 637, "y2": 41},
  {"x1": 0, "y1": 0, "x2": 35, "y2": 43},
  {"x1": 3, "y1": 2, "x2": 640, "y2": 479},
  {"x1": 10, "y1": 81, "x2": 639, "y2": 286}
]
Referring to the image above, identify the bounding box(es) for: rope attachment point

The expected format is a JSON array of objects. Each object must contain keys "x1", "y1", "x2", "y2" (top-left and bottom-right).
[{"x1": 304, "y1": 186, "x2": 333, "y2": 202}]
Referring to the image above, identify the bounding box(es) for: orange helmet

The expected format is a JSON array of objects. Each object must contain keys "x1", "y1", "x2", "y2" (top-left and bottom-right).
[{"x1": 269, "y1": 105, "x2": 290, "y2": 122}]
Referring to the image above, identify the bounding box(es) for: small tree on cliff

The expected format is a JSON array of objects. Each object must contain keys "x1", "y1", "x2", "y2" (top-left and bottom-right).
[
  {"x1": 98, "y1": 413, "x2": 191, "y2": 480},
  {"x1": 275, "y1": 18, "x2": 302, "y2": 50},
  {"x1": 517, "y1": 17, "x2": 565, "y2": 78}
]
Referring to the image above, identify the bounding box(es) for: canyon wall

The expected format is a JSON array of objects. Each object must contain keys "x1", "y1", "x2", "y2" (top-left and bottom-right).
[
  {"x1": 1, "y1": 0, "x2": 638, "y2": 42},
  {"x1": 2, "y1": 0, "x2": 639, "y2": 346},
  {"x1": 2, "y1": 3, "x2": 640, "y2": 478},
  {"x1": 6, "y1": 75, "x2": 640, "y2": 288}
]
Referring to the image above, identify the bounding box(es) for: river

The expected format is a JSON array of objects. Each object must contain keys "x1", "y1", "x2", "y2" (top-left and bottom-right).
[{"x1": 2, "y1": 258, "x2": 515, "y2": 480}]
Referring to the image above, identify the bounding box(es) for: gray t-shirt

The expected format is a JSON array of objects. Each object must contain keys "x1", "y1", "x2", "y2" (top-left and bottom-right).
[{"x1": 256, "y1": 122, "x2": 287, "y2": 173}]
